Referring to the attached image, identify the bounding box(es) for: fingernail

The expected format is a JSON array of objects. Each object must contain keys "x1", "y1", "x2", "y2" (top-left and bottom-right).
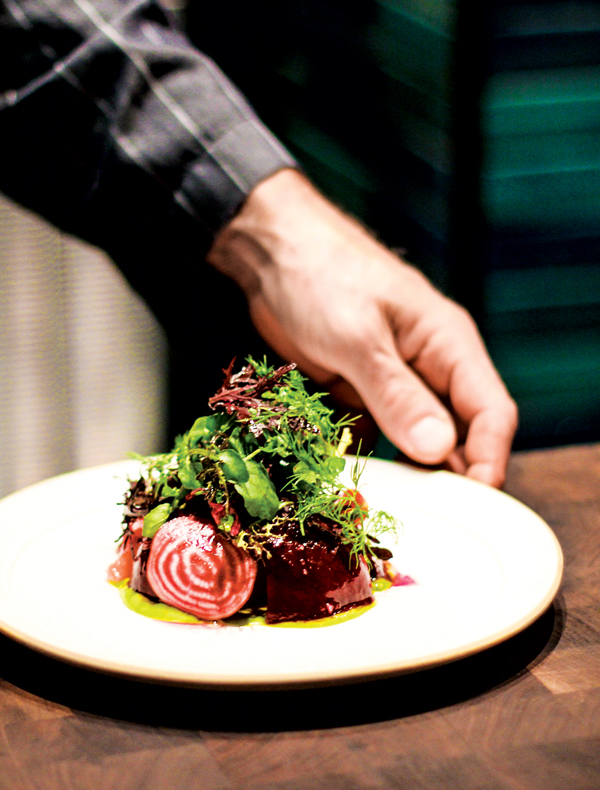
[{"x1": 406, "y1": 416, "x2": 455, "y2": 462}]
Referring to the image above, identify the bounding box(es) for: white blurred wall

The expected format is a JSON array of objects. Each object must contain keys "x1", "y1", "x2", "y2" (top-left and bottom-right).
[{"x1": 0, "y1": 195, "x2": 168, "y2": 497}]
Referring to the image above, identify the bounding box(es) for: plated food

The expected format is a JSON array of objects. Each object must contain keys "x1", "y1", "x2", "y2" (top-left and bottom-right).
[{"x1": 108, "y1": 358, "x2": 406, "y2": 626}]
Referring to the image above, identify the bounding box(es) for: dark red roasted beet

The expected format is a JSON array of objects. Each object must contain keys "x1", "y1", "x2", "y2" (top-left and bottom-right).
[
  {"x1": 147, "y1": 515, "x2": 257, "y2": 620},
  {"x1": 263, "y1": 524, "x2": 374, "y2": 624},
  {"x1": 130, "y1": 537, "x2": 159, "y2": 599}
]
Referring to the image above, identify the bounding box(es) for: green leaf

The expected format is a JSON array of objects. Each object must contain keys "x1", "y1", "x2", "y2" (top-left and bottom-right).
[
  {"x1": 218, "y1": 448, "x2": 249, "y2": 483},
  {"x1": 160, "y1": 479, "x2": 179, "y2": 497},
  {"x1": 177, "y1": 455, "x2": 199, "y2": 489},
  {"x1": 143, "y1": 503, "x2": 172, "y2": 538},
  {"x1": 293, "y1": 460, "x2": 318, "y2": 486},
  {"x1": 234, "y1": 460, "x2": 280, "y2": 520},
  {"x1": 188, "y1": 413, "x2": 229, "y2": 445},
  {"x1": 324, "y1": 456, "x2": 345, "y2": 476}
]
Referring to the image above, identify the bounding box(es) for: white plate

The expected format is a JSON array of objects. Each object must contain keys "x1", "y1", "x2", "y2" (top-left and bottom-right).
[{"x1": 0, "y1": 458, "x2": 562, "y2": 688}]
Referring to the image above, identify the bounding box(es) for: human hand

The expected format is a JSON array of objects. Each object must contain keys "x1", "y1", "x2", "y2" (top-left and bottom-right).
[{"x1": 207, "y1": 169, "x2": 518, "y2": 488}]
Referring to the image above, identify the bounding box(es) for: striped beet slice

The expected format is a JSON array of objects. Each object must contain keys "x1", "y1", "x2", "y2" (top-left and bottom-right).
[{"x1": 146, "y1": 515, "x2": 257, "y2": 620}]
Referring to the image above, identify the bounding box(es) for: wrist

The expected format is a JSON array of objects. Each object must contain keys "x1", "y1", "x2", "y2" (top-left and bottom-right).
[
  {"x1": 207, "y1": 168, "x2": 369, "y2": 283},
  {"x1": 206, "y1": 168, "x2": 303, "y2": 282},
  {"x1": 207, "y1": 166, "x2": 441, "y2": 318}
]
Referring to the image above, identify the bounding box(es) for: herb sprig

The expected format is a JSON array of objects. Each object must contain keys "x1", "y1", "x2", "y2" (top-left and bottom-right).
[{"x1": 127, "y1": 358, "x2": 397, "y2": 561}]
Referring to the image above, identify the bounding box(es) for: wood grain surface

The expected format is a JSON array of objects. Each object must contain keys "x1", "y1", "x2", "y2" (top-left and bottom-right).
[{"x1": 1, "y1": 445, "x2": 599, "y2": 790}]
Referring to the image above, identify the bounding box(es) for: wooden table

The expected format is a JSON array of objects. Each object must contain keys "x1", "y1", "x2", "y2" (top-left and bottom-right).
[{"x1": 1, "y1": 444, "x2": 599, "y2": 790}]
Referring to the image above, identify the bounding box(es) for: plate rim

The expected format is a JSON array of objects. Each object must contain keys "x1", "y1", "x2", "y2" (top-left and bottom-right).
[{"x1": 0, "y1": 460, "x2": 564, "y2": 689}]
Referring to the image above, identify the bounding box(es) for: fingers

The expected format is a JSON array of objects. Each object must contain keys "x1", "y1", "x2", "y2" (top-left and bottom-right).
[
  {"x1": 443, "y1": 402, "x2": 517, "y2": 487},
  {"x1": 404, "y1": 414, "x2": 457, "y2": 463},
  {"x1": 352, "y1": 343, "x2": 516, "y2": 487},
  {"x1": 427, "y1": 315, "x2": 518, "y2": 488},
  {"x1": 344, "y1": 343, "x2": 458, "y2": 465},
  {"x1": 248, "y1": 297, "x2": 457, "y2": 464},
  {"x1": 462, "y1": 399, "x2": 518, "y2": 487},
  {"x1": 250, "y1": 286, "x2": 516, "y2": 484}
]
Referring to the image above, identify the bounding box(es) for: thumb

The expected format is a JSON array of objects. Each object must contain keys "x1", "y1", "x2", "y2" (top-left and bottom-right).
[{"x1": 347, "y1": 350, "x2": 457, "y2": 464}]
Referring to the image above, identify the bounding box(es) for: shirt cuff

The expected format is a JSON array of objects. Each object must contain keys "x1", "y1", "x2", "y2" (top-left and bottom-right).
[{"x1": 178, "y1": 119, "x2": 297, "y2": 231}]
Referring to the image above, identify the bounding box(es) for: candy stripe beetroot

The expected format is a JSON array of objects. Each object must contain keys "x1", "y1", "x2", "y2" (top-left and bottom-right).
[
  {"x1": 146, "y1": 516, "x2": 257, "y2": 620},
  {"x1": 114, "y1": 360, "x2": 399, "y2": 624}
]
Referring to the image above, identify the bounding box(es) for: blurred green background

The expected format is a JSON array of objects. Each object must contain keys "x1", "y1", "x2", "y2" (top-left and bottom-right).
[{"x1": 186, "y1": 0, "x2": 600, "y2": 450}]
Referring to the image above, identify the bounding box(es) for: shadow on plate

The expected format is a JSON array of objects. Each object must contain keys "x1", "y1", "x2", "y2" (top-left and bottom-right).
[{"x1": 0, "y1": 600, "x2": 561, "y2": 732}]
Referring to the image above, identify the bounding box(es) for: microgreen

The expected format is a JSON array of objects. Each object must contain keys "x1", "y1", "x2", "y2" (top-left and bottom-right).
[{"x1": 126, "y1": 358, "x2": 398, "y2": 562}]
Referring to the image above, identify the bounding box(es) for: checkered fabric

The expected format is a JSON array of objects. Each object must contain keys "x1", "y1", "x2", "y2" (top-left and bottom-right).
[{"x1": 0, "y1": 0, "x2": 295, "y2": 245}]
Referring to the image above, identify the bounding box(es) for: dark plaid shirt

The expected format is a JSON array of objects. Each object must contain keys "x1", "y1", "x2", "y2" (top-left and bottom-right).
[
  {"x1": 0, "y1": 0, "x2": 295, "y2": 430},
  {"x1": 0, "y1": 0, "x2": 295, "y2": 233}
]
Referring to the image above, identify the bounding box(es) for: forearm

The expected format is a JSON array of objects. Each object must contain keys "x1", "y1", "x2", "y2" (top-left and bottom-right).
[
  {"x1": 0, "y1": 0, "x2": 297, "y2": 428},
  {"x1": 0, "y1": 0, "x2": 295, "y2": 271}
]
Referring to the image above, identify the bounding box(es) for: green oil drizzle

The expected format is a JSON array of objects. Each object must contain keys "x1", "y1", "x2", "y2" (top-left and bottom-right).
[
  {"x1": 265, "y1": 601, "x2": 375, "y2": 628},
  {"x1": 112, "y1": 579, "x2": 202, "y2": 624},
  {"x1": 371, "y1": 577, "x2": 392, "y2": 592},
  {"x1": 223, "y1": 602, "x2": 375, "y2": 628},
  {"x1": 112, "y1": 580, "x2": 378, "y2": 628}
]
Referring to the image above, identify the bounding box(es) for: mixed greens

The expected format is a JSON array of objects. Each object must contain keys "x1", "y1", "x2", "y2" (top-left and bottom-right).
[{"x1": 126, "y1": 358, "x2": 397, "y2": 565}]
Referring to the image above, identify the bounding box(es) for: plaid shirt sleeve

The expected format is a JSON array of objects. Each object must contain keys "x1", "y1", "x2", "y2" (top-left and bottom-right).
[{"x1": 0, "y1": 0, "x2": 296, "y2": 244}]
